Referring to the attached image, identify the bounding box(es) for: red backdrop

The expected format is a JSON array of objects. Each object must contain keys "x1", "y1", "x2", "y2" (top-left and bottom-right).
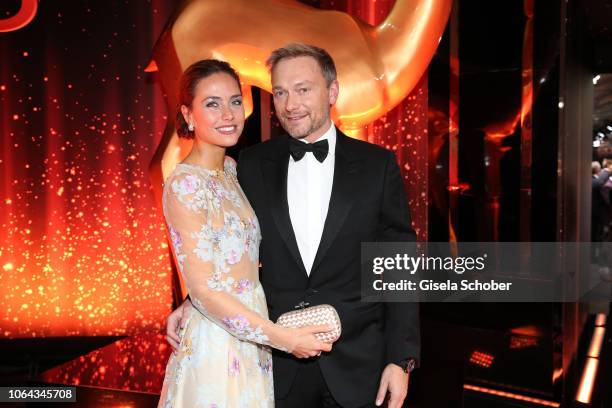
[
  {"x1": 319, "y1": 0, "x2": 429, "y2": 240},
  {"x1": 0, "y1": 0, "x2": 427, "y2": 341},
  {"x1": 0, "y1": 0, "x2": 174, "y2": 338}
]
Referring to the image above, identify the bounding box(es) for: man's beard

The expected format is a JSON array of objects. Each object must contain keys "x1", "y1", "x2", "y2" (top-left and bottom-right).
[{"x1": 282, "y1": 111, "x2": 329, "y2": 140}]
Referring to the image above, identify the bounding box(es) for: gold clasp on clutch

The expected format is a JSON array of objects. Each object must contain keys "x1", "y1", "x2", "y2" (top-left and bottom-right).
[{"x1": 294, "y1": 301, "x2": 310, "y2": 310}]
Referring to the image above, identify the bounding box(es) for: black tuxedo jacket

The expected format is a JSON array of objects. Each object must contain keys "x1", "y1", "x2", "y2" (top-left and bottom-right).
[{"x1": 237, "y1": 130, "x2": 420, "y2": 408}]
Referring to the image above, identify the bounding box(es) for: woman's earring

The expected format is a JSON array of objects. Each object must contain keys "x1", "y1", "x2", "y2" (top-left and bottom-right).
[{"x1": 188, "y1": 123, "x2": 194, "y2": 131}]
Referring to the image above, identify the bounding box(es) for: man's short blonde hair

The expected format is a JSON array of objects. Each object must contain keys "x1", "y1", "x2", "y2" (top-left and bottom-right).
[{"x1": 266, "y1": 43, "x2": 337, "y2": 86}]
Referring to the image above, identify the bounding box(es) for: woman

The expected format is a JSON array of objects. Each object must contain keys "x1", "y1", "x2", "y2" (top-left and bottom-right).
[{"x1": 158, "y1": 60, "x2": 331, "y2": 408}]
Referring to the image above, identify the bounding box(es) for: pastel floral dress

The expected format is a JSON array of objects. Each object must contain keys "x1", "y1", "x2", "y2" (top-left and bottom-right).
[{"x1": 158, "y1": 157, "x2": 277, "y2": 408}]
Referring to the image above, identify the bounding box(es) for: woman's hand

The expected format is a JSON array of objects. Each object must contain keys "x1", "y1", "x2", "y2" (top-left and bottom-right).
[{"x1": 281, "y1": 324, "x2": 334, "y2": 358}]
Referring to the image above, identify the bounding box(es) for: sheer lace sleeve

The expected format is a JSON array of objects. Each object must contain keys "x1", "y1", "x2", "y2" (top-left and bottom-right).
[{"x1": 163, "y1": 169, "x2": 289, "y2": 351}]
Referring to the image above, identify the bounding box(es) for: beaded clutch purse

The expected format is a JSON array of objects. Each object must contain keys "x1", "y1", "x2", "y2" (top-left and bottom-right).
[{"x1": 277, "y1": 304, "x2": 342, "y2": 343}]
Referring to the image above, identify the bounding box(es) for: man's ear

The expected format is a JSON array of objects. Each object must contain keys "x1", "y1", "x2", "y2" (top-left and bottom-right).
[{"x1": 328, "y1": 79, "x2": 339, "y2": 106}]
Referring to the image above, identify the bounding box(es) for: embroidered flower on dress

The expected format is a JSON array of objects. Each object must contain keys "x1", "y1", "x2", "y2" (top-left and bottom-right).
[
  {"x1": 224, "y1": 157, "x2": 237, "y2": 177},
  {"x1": 219, "y1": 234, "x2": 243, "y2": 265},
  {"x1": 229, "y1": 356, "x2": 241, "y2": 377},
  {"x1": 169, "y1": 226, "x2": 186, "y2": 268},
  {"x1": 223, "y1": 315, "x2": 249, "y2": 333},
  {"x1": 169, "y1": 226, "x2": 181, "y2": 246},
  {"x1": 207, "y1": 177, "x2": 223, "y2": 194},
  {"x1": 193, "y1": 232, "x2": 214, "y2": 262},
  {"x1": 209, "y1": 275, "x2": 235, "y2": 292},
  {"x1": 224, "y1": 211, "x2": 243, "y2": 232},
  {"x1": 244, "y1": 217, "x2": 261, "y2": 262},
  {"x1": 205, "y1": 178, "x2": 225, "y2": 210},
  {"x1": 170, "y1": 173, "x2": 209, "y2": 212},
  {"x1": 189, "y1": 210, "x2": 255, "y2": 277},
  {"x1": 227, "y1": 250, "x2": 241, "y2": 265},
  {"x1": 222, "y1": 315, "x2": 269, "y2": 343},
  {"x1": 181, "y1": 174, "x2": 199, "y2": 194},
  {"x1": 258, "y1": 357, "x2": 273, "y2": 374},
  {"x1": 236, "y1": 279, "x2": 253, "y2": 294}
]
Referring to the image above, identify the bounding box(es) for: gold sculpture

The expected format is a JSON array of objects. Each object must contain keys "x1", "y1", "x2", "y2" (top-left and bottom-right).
[
  {"x1": 148, "y1": 0, "x2": 451, "y2": 302},
  {"x1": 148, "y1": 0, "x2": 452, "y2": 180}
]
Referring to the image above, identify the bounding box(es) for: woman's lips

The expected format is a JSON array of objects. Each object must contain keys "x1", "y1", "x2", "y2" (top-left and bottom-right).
[{"x1": 216, "y1": 125, "x2": 238, "y2": 135}]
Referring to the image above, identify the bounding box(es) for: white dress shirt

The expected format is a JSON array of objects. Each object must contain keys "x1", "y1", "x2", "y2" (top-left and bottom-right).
[{"x1": 287, "y1": 123, "x2": 336, "y2": 275}]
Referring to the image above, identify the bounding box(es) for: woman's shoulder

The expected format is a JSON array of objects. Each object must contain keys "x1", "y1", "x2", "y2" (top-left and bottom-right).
[
  {"x1": 224, "y1": 156, "x2": 237, "y2": 176},
  {"x1": 163, "y1": 164, "x2": 202, "y2": 197}
]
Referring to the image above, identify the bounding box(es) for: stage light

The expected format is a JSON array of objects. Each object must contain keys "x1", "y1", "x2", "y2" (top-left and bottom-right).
[
  {"x1": 576, "y1": 358, "x2": 598, "y2": 403},
  {"x1": 558, "y1": 101, "x2": 564, "y2": 109},
  {"x1": 593, "y1": 140, "x2": 601, "y2": 147},
  {"x1": 552, "y1": 368, "x2": 563, "y2": 383},
  {"x1": 593, "y1": 74, "x2": 601, "y2": 84},
  {"x1": 510, "y1": 335, "x2": 538, "y2": 349},
  {"x1": 606, "y1": 125, "x2": 612, "y2": 132},
  {"x1": 587, "y1": 327, "x2": 605, "y2": 358},
  {"x1": 575, "y1": 316, "x2": 606, "y2": 404},
  {"x1": 464, "y1": 384, "x2": 560, "y2": 407},
  {"x1": 469, "y1": 350, "x2": 494, "y2": 368}
]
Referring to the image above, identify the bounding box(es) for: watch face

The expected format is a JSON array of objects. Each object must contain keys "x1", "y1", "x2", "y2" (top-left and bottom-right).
[
  {"x1": 406, "y1": 359, "x2": 416, "y2": 372},
  {"x1": 400, "y1": 358, "x2": 416, "y2": 373}
]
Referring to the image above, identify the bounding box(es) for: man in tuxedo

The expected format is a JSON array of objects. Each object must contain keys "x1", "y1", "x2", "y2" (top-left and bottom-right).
[{"x1": 166, "y1": 43, "x2": 420, "y2": 408}]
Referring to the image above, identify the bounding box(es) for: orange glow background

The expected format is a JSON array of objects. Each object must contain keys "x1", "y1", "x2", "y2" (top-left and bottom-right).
[
  {"x1": 0, "y1": 0, "x2": 428, "y2": 343},
  {"x1": 319, "y1": 0, "x2": 429, "y2": 240},
  {"x1": 0, "y1": 0, "x2": 175, "y2": 338}
]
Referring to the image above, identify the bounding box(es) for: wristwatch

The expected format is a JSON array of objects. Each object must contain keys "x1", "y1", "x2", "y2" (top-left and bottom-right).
[{"x1": 396, "y1": 358, "x2": 417, "y2": 373}]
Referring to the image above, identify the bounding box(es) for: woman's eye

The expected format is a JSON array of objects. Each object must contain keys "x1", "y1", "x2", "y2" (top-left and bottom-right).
[
  {"x1": 299, "y1": 88, "x2": 309, "y2": 94},
  {"x1": 274, "y1": 91, "x2": 284, "y2": 97},
  {"x1": 232, "y1": 99, "x2": 243, "y2": 106},
  {"x1": 206, "y1": 101, "x2": 218, "y2": 108}
]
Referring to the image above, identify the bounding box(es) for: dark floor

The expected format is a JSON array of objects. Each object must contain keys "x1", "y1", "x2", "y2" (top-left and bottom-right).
[{"x1": 1, "y1": 311, "x2": 610, "y2": 408}]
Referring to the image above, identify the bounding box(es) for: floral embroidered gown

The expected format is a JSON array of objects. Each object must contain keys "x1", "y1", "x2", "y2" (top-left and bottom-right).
[{"x1": 158, "y1": 157, "x2": 279, "y2": 408}]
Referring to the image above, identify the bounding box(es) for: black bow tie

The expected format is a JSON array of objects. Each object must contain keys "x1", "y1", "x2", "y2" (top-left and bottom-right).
[{"x1": 288, "y1": 138, "x2": 329, "y2": 163}]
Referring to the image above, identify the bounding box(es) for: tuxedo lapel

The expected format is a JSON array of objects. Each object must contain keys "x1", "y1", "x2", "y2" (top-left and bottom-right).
[
  {"x1": 310, "y1": 133, "x2": 362, "y2": 275},
  {"x1": 261, "y1": 139, "x2": 307, "y2": 276}
]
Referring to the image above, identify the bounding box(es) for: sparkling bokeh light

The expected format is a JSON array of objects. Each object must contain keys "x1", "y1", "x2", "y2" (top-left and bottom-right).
[
  {"x1": 0, "y1": 0, "x2": 428, "y2": 342},
  {"x1": 42, "y1": 333, "x2": 172, "y2": 393},
  {"x1": 0, "y1": 0, "x2": 174, "y2": 338},
  {"x1": 320, "y1": 0, "x2": 429, "y2": 240}
]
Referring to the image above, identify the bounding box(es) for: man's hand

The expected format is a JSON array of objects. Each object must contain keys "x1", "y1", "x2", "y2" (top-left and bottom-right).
[
  {"x1": 375, "y1": 363, "x2": 410, "y2": 408},
  {"x1": 166, "y1": 299, "x2": 192, "y2": 351}
]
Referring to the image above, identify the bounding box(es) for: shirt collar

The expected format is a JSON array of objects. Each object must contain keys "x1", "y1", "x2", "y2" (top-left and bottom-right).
[{"x1": 298, "y1": 122, "x2": 336, "y2": 157}]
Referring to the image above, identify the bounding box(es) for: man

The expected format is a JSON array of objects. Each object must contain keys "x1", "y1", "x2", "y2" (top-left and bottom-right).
[
  {"x1": 600, "y1": 159, "x2": 612, "y2": 207},
  {"x1": 167, "y1": 43, "x2": 420, "y2": 408},
  {"x1": 593, "y1": 160, "x2": 612, "y2": 242}
]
